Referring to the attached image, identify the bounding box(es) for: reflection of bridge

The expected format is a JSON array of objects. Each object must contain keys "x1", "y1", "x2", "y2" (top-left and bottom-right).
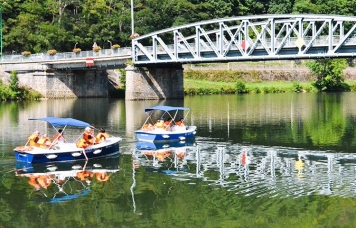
[
  {"x1": 4, "y1": 14, "x2": 356, "y2": 99},
  {"x1": 134, "y1": 143, "x2": 356, "y2": 199}
]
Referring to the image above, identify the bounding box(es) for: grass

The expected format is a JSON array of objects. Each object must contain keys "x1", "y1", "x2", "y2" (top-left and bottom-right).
[
  {"x1": 184, "y1": 79, "x2": 316, "y2": 94},
  {"x1": 184, "y1": 79, "x2": 233, "y2": 89}
]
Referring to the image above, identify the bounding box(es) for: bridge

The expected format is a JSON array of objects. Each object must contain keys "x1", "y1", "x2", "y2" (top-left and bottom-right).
[
  {"x1": 132, "y1": 14, "x2": 356, "y2": 65},
  {"x1": 2, "y1": 14, "x2": 356, "y2": 99}
]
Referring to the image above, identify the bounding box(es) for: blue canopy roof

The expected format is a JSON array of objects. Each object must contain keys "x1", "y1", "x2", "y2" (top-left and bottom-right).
[
  {"x1": 28, "y1": 117, "x2": 90, "y2": 128},
  {"x1": 144, "y1": 105, "x2": 190, "y2": 112}
]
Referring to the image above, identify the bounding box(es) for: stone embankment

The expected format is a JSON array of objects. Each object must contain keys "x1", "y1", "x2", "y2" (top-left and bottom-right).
[{"x1": 183, "y1": 63, "x2": 356, "y2": 81}]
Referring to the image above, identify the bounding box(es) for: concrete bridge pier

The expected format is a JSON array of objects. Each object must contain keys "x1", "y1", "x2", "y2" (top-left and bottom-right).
[{"x1": 125, "y1": 64, "x2": 184, "y2": 100}]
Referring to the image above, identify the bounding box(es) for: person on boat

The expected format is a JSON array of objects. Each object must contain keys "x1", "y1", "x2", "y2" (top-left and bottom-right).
[
  {"x1": 28, "y1": 131, "x2": 41, "y2": 147},
  {"x1": 176, "y1": 118, "x2": 185, "y2": 126},
  {"x1": 154, "y1": 119, "x2": 165, "y2": 130},
  {"x1": 37, "y1": 134, "x2": 52, "y2": 148},
  {"x1": 76, "y1": 134, "x2": 94, "y2": 149},
  {"x1": 164, "y1": 118, "x2": 174, "y2": 130},
  {"x1": 80, "y1": 126, "x2": 94, "y2": 145},
  {"x1": 53, "y1": 129, "x2": 65, "y2": 143},
  {"x1": 142, "y1": 123, "x2": 154, "y2": 131},
  {"x1": 95, "y1": 128, "x2": 109, "y2": 143},
  {"x1": 83, "y1": 127, "x2": 94, "y2": 141},
  {"x1": 86, "y1": 134, "x2": 94, "y2": 146}
]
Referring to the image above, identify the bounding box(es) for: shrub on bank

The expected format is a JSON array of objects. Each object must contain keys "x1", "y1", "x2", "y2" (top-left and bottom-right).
[
  {"x1": 0, "y1": 71, "x2": 42, "y2": 101},
  {"x1": 236, "y1": 80, "x2": 247, "y2": 93},
  {"x1": 292, "y1": 82, "x2": 303, "y2": 92}
]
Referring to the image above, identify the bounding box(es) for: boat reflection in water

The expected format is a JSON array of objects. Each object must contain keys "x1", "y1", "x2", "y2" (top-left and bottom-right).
[
  {"x1": 134, "y1": 141, "x2": 196, "y2": 174},
  {"x1": 136, "y1": 140, "x2": 196, "y2": 150},
  {"x1": 15, "y1": 156, "x2": 120, "y2": 203},
  {"x1": 133, "y1": 142, "x2": 356, "y2": 199}
]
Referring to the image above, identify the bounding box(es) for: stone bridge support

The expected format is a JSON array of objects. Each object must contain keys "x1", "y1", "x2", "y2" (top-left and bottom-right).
[
  {"x1": 125, "y1": 64, "x2": 184, "y2": 100},
  {"x1": 5, "y1": 69, "x2": 111, "y2": 98}
]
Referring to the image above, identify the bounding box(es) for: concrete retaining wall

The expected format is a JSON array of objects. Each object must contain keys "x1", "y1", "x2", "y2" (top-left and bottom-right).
[{"x1": 1, "y1": 70, "x2": 110, "y2": 98}]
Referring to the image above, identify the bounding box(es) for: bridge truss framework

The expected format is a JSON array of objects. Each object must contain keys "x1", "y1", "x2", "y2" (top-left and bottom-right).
[{"x1": 132, "y1": 14, "x2": 356, "y2": 65}]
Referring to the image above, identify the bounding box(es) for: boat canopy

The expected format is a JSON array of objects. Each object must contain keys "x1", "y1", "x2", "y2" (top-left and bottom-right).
[
  {"x1": 144, "y1": 105, "x2": 190, "y2": 112},
  {"x1": 28, "y1": 117, "x2": 90, "y2": 128}
]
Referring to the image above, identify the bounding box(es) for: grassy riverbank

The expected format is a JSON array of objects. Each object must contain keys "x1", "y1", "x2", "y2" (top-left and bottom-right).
[
  {"x1": 183, "y1": 67, "x2": 356, "y2": 95},
  {"x1": 184, "y1": 79, "x2": 317, "y2": 94}
]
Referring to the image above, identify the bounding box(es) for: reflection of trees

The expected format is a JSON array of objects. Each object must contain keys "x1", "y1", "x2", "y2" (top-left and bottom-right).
[
  {"x1": 3, "y1": 147, "x2": 356, "y2": 226},
  {"x1": 188, "y1": 93, "x2": 356, "y2": 150},
  {"x1": 305, "y1": 94, "x2": 346, "y2": 147}
]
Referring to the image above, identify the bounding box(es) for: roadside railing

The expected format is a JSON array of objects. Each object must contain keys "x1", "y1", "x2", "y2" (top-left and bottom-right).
[{"x1": 0, "y1": 47, "x2": 132, "y2": 63}]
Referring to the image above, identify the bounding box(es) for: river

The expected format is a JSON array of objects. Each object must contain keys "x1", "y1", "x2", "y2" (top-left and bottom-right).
[{"x1": 1, "y1": 93, "x2": 356, "y2": 227}]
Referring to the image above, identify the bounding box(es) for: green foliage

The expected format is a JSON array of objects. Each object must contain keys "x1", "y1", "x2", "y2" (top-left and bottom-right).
[
  {"x1": 349, "y1": 82, "x2": 356, "y2": 91},
  {"x1": 20, "y1": 87, "x2": 42, "y2": 100},
  {"x1": 307, "y1": 59, "x2": 348, "y2": 92},
  {"x1": 9, "y1": 71, "x2": 19, "y2": 92},
  {"x1": 9, "y1": 71, "x2": 21, "y2": 99},
  {"x1": 119, "y1": 69, "x2": 126, "y2": 89},
  {"x1": 236, "y1": 80, "x2": 247, "y2": 93},
  {"x1": 3, "y1": 0, "x2": 356, "y2": 54},
  {"x1": 292, "y1": 81, "x2": 303, "y2": 92},
  {"x1": 0, "y1": 72, "x2": 42, "y2": 101}
]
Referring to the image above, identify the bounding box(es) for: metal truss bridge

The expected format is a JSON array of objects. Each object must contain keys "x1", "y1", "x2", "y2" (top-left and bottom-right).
[{"x1": 132, "y1": 14, "x2": 356, "y2": 65}]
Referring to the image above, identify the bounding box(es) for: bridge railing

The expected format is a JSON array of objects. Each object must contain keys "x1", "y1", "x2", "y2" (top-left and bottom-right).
[{"x1": 0, "y1": 47, "x2": 132, "y2": 63}]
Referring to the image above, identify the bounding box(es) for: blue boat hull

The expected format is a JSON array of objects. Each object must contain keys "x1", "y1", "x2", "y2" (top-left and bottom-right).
[
  {"x1": 135, "y1": 126, "x2": 197, "y2": 142},
  {"x1": 14, "y1": 138, "x2": 121, "y2": 163}
]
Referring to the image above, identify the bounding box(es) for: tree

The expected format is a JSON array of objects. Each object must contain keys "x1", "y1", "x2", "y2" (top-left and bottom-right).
[
  {"x1": 8, "y1": 70, "x2": 21, "y2": 99},
  {"x1": 306, "y1": 59, "x2": 348, "y2": 92}
]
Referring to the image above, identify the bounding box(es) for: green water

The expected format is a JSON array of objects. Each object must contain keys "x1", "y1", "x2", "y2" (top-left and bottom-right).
[{"x1": 1, "y1": 93, "x2": 356, "y2": 227}]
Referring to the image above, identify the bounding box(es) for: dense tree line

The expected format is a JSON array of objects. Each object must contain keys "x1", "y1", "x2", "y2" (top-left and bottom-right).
[{"x1": 2, "y1": 0, "x2": 353, "y2": 55}]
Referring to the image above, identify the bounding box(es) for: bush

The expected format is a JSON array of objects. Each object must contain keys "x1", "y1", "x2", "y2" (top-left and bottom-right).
[
  {"x1": 21, "y1": 51, "x2": 31, "y2": 56},
  {"x1": 292, "y1": 82, "x2": 303, "y2": 92},
  {"x1": 73, "y1": 48, "x2": 81, "y2": 53},
  {"x1": 47, "y1": 49, "x2": 57, "y2": 55},
  {"x1": 9, "y1": 71, "x2": 20, "y2": 99},
  {"x1": 112, "y1": 44, "x2": 120, "y2": 49},
  {"x1": 0, "y1": 72, "x2": 42, "y2": 100},
  {"x1": 236, "y1": 80, "x2": 247, "y2": 93},
  {"x1": 93, "y1": 46, "x2": 102, "y2": 52}
]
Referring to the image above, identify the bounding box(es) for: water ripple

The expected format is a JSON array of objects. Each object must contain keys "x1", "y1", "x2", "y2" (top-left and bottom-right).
[{"x1": 135, "y1": 142, "x2": 356, "y2": 199}]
